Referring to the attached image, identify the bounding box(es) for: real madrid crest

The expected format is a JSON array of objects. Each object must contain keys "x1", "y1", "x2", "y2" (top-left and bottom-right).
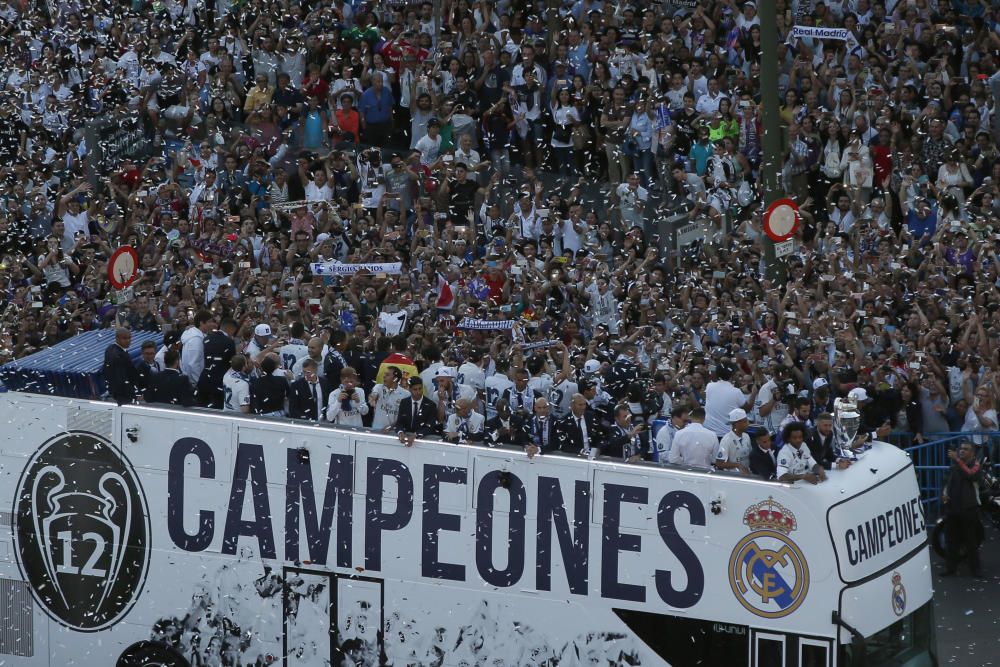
[
  {"x1": 891, "y1": 572, "x2": 906, "y2": 616},
  {"x1": 729, "y1": 497, "x2": 809, "y2": 618}
]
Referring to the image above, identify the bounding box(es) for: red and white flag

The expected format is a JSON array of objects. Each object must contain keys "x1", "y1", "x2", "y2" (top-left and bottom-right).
[{"x1": 435, "y1": 273, "x2": 455, "y2": 310}]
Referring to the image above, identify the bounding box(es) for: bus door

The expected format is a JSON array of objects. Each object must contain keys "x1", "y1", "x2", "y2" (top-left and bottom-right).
[
  {"x1": 751, "y1": 629, "x2": 832, "y2": 667},
  {"x1": 282, "y1": 567, "x2": 385, "y2": 666}
]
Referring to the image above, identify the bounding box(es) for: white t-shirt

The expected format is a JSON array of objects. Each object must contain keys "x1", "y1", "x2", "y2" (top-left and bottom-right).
[
  {"x1": 717, "y1": 430, "x2": 752, "y2": 468},
  {"x1": 776, "y1": 443, "x2": 818, "y2": 479},
  {"x1": 327, "y1": 386, "x2": 369, "y2": 426},
  {"x1": 704, "y1": 380, "x2": 748, "y2": 437},
  {"x1": 667, "y1": 423, "x2": 719, "y2": 468},
  {"x1": 279, "y1": 341, "x2": 309, "y2": 374},
  {"x1": 223, "y1": 370, "x2": 250, "y2": 411},
  {"x1": 370, "y1": 384, "x2": 409, "y2": 430},
  {"x1": 753, "y1": 380, "x2": 790, "y2": 433},
  {"x1": 445, "y1": 411, "x2": 486, "y2": 441},
  {"x1": 415, "y1": 133, "x2": 442, "y2": 166},
  {"x1": 457, "y1": 362, "x2": 486, "y2": 392},
  {"x1": 548, "y1": 378, "x2": 578, "y2": 418}
]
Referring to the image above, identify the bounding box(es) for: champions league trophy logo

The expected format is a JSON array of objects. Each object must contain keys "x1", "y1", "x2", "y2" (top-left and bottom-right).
[
  {"x1": 833, "y1": 396, "x2": 866, "y2": 461},
  {"x1": 14, "y1": 432, "x2": 150, "y2": 631}
]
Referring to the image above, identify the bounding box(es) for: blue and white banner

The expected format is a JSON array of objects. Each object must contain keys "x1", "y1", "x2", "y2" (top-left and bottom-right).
[
  {"x1": 311, "y1": 261, "x2": 403, "y2": 276},
  {"x1": 456, "y1": 318, "x2": 515, "y2": 330},
  {"x1": 521, "y1": 339, "x2": 560, "y2": 352},
  {"x1": 788, "y1": 25, "x2": 850, "y2": 42}
]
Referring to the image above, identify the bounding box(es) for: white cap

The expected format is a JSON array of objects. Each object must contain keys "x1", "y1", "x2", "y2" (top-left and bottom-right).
[
  {"x1": 254, "y1": 323, "x2": 272, "y2": 338},
  {"x1": 848, "y1": 387, "x2": 869, "y2": 402},
  {"x1": 435, "y1": 366, "x2": 457, "y2": 378},
  {"x1": 729, "y1": 408, "x2": 748, "y2": 422},
  {"x1": 314, "y1": 232, "x2": 331, "y2": 247},
  {"x1": 812, "y1": 377, "x2": 829, "y2": 390},
  {"x1": 584, "y1": 359, "x2": 602, "y2": 374}
]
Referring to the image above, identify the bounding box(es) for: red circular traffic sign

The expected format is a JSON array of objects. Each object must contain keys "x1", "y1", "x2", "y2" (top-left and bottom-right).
[
  {"x1": 763, "y1": 198, "x2": 800, "y2": 242},
  {"x1": 108, "y1": 246, "x2": 139, "y2": 290}
]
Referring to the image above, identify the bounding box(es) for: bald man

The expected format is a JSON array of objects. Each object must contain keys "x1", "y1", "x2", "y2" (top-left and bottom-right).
[
  {"x1": 555, "y1": 393, "x2": 603, "y2": 457},
  {"x1": 104, "y1": 327, "x2": 141, "y2": 405},
  {"x1": 444, "y1": 398, "x2": 485, "y2": 443}
]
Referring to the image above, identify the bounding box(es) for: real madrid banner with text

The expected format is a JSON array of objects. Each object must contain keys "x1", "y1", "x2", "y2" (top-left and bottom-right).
[{"x1": 310, "y1": 261, "x2": 404, "y2": 276}]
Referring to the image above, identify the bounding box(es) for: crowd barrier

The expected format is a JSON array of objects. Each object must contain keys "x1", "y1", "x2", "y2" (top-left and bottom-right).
[{"x1": 900, "y1": 431, "x2": 1000, "y2": 517}]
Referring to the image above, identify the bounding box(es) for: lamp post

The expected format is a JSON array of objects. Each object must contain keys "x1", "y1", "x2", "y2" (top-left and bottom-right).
[{"x1": 758, "y1": 0, "x2": 787, "y2": 283}]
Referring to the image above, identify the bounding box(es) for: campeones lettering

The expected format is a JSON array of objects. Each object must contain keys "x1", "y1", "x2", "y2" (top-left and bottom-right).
[
  {"x1": 843, "y1": 498, "x2": 925, "y2": 567},
  {"x1": 166, "y1": 438, "x2": 707, "y2": 608}
]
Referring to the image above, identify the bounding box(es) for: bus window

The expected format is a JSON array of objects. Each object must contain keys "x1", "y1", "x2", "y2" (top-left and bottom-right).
[
  {"x1": 799, "y1": 640, "x2": 830, "y2": 667},
  {"x1": 613, "y1": 609, "x2": 749, "y2": 664},
  {"x1": 754, "y1": 632, "x2": 785, "y2": 667},
  {"x1": 839, "y1": 602, "x2": 936, "y2": 667}
]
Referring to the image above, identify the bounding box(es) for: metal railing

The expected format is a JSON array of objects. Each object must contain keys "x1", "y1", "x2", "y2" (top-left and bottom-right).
[{"x1": 901, "y1": 431, "x2": 1000, "y2": 517}]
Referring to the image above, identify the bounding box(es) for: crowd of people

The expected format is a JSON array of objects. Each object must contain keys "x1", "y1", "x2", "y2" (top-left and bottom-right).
[{"x1": 1, "y1": 0, "x2": 1000, "y2": 488}]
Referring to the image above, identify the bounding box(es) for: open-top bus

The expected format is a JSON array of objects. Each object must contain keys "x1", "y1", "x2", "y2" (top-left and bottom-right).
[{"x1": 0, "y1": 390, "x2": 935, "y2": 666}]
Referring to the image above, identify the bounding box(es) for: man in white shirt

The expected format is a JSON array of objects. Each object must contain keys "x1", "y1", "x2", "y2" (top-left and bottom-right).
[
  {"x1": 414, "y1": 118, "x2": 443, "y2": 167},
  {"x1": 716, "y1": 408, "x2": 752, "y2": 474},
  {"x1": 654, "y1": 406, "x2": 689, "y2": 464},
  {"x1": 369, "y1": 366, "x2": 410, "y2": 430},
  {"x1": 777, "y1": 422, "x2": 827, "y2": 484},
  {"x1": 668, "y1": 408, "x2": 720, "y2": 468},
  {"x1": 327, "y1": 367, "x2": 369, "y2": 426},
  {"x1": 704, "y1": 364, "x2": 756, "y2": 437},
  {"x1": 180, "y1": 310, "x2": 217, "y2": 388},
  {"x1": 457, "y1": 349, "x2": 487, "y2": 394},
  {"x1": 484, "y1": 360, "x2": 514, "y2": 419},
  {"x1": 430, "y1": 366, "x2": 479, "y2": 423},
  {"x1": 223, "y1": 355, "x2": 251, "y2": 413},
  {"x1": 695, "y1": 77, "x2": 728, "y2": 115},
  {"x1": 444, "y1": 398, "x2": 486, "y2": 443}
]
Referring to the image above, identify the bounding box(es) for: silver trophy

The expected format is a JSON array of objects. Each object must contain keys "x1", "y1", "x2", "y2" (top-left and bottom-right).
[{"x1": 833, "y1": 396, "x2": 865, "y2": 460}]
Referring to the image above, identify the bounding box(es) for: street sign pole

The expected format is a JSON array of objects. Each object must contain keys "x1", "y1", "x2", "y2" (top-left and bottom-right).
[{"x1": 759, "y1": 0, "x2": 787, "y2": 283}]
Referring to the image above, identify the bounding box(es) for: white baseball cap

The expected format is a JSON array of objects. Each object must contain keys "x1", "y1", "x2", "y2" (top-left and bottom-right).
[
  {"x1": 254, "y1": 323, "x2": 272, "y2": 338},
  {"x1": 584, "y1": 359, "x2": 602, "y2": 374},
  {"x1": 848, "y1": 387, "x2": 869, "y2": 402},
  {"x1": 728, "y1": 408, "x2": 748, "y2": 422},
  {"x1": 812, "y1": 377, "x2": 829, "y2": 390},
  {"x1": 435, "y1": 366, "x2": 457, "y2": 378}
]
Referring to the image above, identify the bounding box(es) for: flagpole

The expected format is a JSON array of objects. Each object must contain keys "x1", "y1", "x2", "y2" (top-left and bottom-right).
[{"x1": 759, "y1": 0, "x2": 787, "y2": 283}]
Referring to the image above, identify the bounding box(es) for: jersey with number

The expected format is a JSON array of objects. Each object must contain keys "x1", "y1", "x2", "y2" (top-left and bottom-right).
[
  {"x1": 457, "y1": 362, "x2": 486, "y2": 392},
  {"x1": 223, "y1": 370, "x2": 250, "y2": 412},
  {"x1": 484, "y1": 373, "x2": 514, "y2": 419},
  {"x1": 547, "y1": 378, "x2": 578, "y2": 418},
  {"x1": 370, "y1": 384, "x2": 409, "y2": 430},
  {"x1": 279, "y1": 340, "x2": 309, "y2": 373}
]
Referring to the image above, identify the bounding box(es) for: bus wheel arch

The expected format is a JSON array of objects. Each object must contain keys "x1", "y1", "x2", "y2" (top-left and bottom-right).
[{"x1": 116, "y1": 641, "x2": 190, "y2": 667}]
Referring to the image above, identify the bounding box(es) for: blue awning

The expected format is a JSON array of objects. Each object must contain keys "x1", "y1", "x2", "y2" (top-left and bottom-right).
[{"x1": 0, "y1": 330, "x2": 163, "y2": 400}]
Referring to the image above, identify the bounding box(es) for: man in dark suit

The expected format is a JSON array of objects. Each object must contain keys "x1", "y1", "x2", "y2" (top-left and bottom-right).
[
  {"x1": 806, "y1": 412, "x2": 855, "y2": 470},
  {"x1": 485, "y1": 399, "x2": 517, "y2": 447},
  {"x1": 604, "y1": 403, "x2": 648, "y2": 462},
  {"x1": 395, "y1": 376, "x2": 440, "y2": 445},
  {"x1": 555, "y1": 393, "x2": 603, "y2": 456},
  {"x1": 748, "y1": 428, "x2": 778, "y2": 480},
  {"x1": 104, "y1": 327, "x2": 140, "y2": 405},
  {"x1": 198, "y1": 317, "x2": 237, "y2": 408},
  {"x1": 145, "y1": 349, "x2": 195, "y2": 407},
  {"x1": 288, "y1": 359, "x2": 332, "y2": 420},
  {"x1": 514, "y1": 397, "x2": 559, "y2": 457},
  {"x1": 251, "y1": 354, "x2": 290, "y2": 416},
  {"x1": 134, "y1": 340, "x2": 160, "y2": 393}
]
